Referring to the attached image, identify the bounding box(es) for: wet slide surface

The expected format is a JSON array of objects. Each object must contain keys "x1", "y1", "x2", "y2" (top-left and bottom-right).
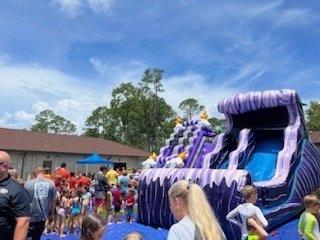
[{"x1": 245, "y1": 138, "x2": 283, "y2": 182}]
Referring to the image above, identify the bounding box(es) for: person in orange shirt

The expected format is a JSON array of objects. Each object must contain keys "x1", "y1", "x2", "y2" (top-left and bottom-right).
[
  {"x1": 55, "y1": 163, "x2": 70, "y2": 180},
  {"x1": 68, "y1": 172, "x2": 77, "y2": 191},
  {"x1": 55, "y1": 163, "x2": 70, "y2": 191},
  {"x1": 77, "y1": 172, "x2": 91, "y2": 188}
]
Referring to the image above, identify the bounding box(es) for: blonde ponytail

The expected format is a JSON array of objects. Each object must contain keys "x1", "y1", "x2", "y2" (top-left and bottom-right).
[{"x1": 168, "y1": 180, "x2": 225, "y2": 240}]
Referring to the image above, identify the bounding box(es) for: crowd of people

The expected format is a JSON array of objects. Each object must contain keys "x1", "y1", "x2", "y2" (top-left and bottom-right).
[
  {"x1": 0, "y1": 150, "x2": 141, "y2": 240},
  {"x1": 1, "y1": 149, "x2": 320, "y2": 240}
]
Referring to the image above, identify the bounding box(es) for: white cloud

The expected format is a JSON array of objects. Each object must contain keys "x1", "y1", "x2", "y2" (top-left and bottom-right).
[
  {"x1": 0, "y1": 53, "x2": 10, "y2": 65},
  {"x1": 87, "y1": 0, "x2": 114, "y2": 14},
  {"x1": 194, "y1": 2, "x2": 318, "y2": 60},
  {"x1": 32, "y1": 101, "x2": 50, "y2": 113},
  {"x1": 221, "y1": 62, "x2": 268, "y2": 88},
  {"x1": 54, "y1": 0, "x2": 83, "y2": 17},
  {"x1": 89, "y1": 57, "x2": 146, "y2": 84},
  {"x1": 216, "y1": 2, "x2": 317, "y2": 28},
  {"x1": 0, "y1": 57, "x2": 149, "y2": 133},
  {"x1": 0, "y1": 64, "x2": 107, "y2": 133},
  {"x1": 53, "y1": 0, "x2": 114, "y2": 17},
  {"x1": 275, "y1": 8, "x2": 318, "y2": 27},
  {"x1": 14, "y1": 111, "x2": 34, "y2": 122},
  {"x1": 57, "y1": 99, "x2": 81, "y2": 111},
  {"x1": 0, "y1": 111, "x2": 34, "y2": 130},
  {"x1": 162, "y1": 73, "x2": 239, "y2": 118}
]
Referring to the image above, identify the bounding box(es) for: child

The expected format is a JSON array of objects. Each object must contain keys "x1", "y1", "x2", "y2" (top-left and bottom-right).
[
  {"x1": 56, "y1": 190, "x2": 69, "y2": 237},
  {"x1": 314, "y1": 188, "x2": 320, "y2": 224},
  {"x1": 68, "y1": 172, "x2": 77, "y2": 192},
  {"x1": 80, "y1": 186, "x2": 92, "y2": 217},
  {"x1": 298, "y1": 194, "x2": 320, "y2": 240},
  {"x1": 125, "y1": 189, "x2": 135, "y2": 222},
  {"x1": 111, "y1": 184, "x2": 122, "y2": 223},
  {"x1": 81, "y1": 213, "x2": 105, "y2": 240},
  {"x1": 106, "y1": 190, "x2": 113, "y2": 223},
  {"x1": 95, "y1": 190, "x2": 113, "y2": 224},
  {"x1": 129, "y1": 175, "x2": 138, "y2": 189},
  {"x1": 226, "y1": 185, "x2": 268, "y2": 240},
  {"x1": 246, "y1": 217, "x2": 268, "y2": 240},
  {"x1": 123, "y1": 232, "x2": 143, "y2": 240},
  {"x1": 68, "y1": 190, "x2": 82, "y2": 233}
]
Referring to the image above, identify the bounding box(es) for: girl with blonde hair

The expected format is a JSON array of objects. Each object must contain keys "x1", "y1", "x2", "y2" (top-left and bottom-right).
[{"x1": 168, "y1": 180, "x2": 226, "y2": 240}]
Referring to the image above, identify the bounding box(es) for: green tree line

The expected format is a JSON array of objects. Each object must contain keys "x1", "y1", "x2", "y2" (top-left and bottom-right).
[{"x1": 31, "y1": 68, "x2": 320, "y2": 151}]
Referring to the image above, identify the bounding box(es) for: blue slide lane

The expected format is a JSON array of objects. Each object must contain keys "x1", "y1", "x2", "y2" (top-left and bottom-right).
[{"x1": 245, "y1": 138, "x2": 283, "y2": 182}]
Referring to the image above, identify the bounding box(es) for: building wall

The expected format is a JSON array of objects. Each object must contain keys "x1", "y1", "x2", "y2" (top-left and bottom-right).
[{"x1": 8, "y1": 151, "x2": 146, "y2": 179}]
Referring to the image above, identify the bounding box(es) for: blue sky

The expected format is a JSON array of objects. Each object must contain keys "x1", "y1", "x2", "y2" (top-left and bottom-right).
[{"x1": 0, "y1": 0, "x2": 319, "y2": 131}]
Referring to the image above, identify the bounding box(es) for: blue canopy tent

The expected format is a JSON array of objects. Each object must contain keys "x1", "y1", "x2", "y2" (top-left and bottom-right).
[{"x1": 76, "y1": 153, "x2": 113, "y2": 175}]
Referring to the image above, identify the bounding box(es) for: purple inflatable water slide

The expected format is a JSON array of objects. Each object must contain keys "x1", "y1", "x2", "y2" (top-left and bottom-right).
[
  {"x1": 156, "y1": 118, "x2": 215, "y2": 167},
  {"x1": 138, "y1": 89, "x2": 320, "y2": 239}
]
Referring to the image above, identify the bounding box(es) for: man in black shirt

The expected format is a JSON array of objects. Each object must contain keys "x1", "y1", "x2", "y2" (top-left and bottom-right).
[{"x1": 0, "y1": 151, "x2": 30, "y2": 240}]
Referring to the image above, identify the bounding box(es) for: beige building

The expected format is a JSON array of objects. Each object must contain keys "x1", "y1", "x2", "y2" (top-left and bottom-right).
[
  {"x1": 0, "y1": 128, "x2": 148, "y2": 179},
  {"x1": 310, "y1": 131, "x2": 320, "y2": 147}
]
